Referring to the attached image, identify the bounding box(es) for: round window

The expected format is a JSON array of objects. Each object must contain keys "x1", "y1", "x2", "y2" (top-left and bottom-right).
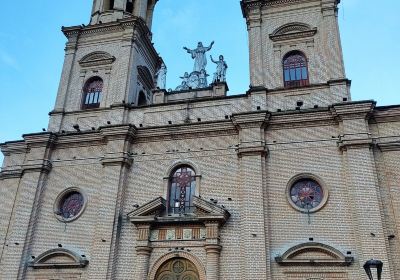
[
  {"x1": 54, "y1": 189, "x2": 86, "y2": 222},
  {"x1": 289, "y1": 178, "x2": 326, "y2": 212}
]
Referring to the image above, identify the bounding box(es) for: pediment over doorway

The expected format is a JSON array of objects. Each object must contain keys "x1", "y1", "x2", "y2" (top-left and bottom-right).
[
  {"x1": 127, "y1": 196, "x2": 230, "y2": 225},
  {"x1": 275, "y1": 242, "x2": 354, "y2": 266}
]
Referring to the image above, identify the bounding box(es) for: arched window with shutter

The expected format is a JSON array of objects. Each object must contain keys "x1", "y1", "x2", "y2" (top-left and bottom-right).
[
  {"x1": 283, "y1": 51, "x2": 309, "y2": 88},
  {"x1": 82, "y1": 77, "x2": 103, "y2": 109}
]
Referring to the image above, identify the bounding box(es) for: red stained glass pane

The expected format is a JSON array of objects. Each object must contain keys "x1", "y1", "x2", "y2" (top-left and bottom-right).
[
  {"x1": 168, "y1": 166, "x2": 196, "y2": 214},
  {"x1": 60, "y1": 192, "x2": 84, "y2": 219},
  {"x1": 290, "y1": 179, "x2": 323, "y2": 210}
]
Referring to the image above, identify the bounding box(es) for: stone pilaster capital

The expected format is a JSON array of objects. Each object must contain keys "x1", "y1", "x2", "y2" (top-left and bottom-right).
[
  {"x1": 205, "y1": 244, "x2": 222, "y2": 254},
  {"x1": 135, "y1": 245, "x2": 153, "y2": 256},
  {"x1": 231, "y1": 112, "x2": 270, "y2": 130}
]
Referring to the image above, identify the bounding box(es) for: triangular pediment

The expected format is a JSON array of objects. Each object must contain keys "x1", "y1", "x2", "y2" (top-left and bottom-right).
[{"x1": 127, "y1": 196, "x2": 230, "y2": 225}]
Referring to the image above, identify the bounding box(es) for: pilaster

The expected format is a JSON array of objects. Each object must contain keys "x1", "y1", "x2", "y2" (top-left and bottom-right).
[
  {"x1": 231, "y1": 112, "x2": 270, "y2": 279},
  {"x1": 332, "y1": 102, "x2": 393, "y2": 279},
  {"x1": 87, "y1": 125, "x2": 135, "y2": 280},
  {"x1": 0, "y1": 133, "x2": 56, "y2": 280}
]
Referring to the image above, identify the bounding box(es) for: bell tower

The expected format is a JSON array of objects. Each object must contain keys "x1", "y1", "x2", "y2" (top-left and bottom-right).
[
  {"x1": 241, "y1": 0, "x2": 350, "y2": 110},
  {"x1": 91, "y1": 0, "x2": 158, "y2": 28},
  {"x1": 48, "y1": 0, "x2": 162, "y2": 132}
]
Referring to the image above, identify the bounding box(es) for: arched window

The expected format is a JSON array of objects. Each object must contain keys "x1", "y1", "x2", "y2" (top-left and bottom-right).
[
  {"x1": 168, "y1": 166, "x2": 196, "y2": 214},
  {"x1": 126, "y1": 0, "x2": 134, "y2": 13},
  {"x1": 82, "y1": 77, "x2": 103, "y2": 109},
  {"x1": 283, "y1": 51, "x2": 309, "y2": 88},
  {"x1": 137, "y1": 90, "x2": 147, "y2": 106}
]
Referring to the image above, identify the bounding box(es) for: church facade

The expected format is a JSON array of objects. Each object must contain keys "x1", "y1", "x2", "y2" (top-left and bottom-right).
[{"x1": 0, "y1": 0, "x2": 399, "y2": 279}]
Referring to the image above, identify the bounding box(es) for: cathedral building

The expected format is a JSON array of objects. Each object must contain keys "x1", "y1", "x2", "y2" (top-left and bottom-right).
[{"x1": 1, "y1": 0, "x2": 399, "y2": 279}]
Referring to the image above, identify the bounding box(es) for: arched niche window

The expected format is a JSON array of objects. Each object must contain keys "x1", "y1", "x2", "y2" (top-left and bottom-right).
[
  {"x1": 82, "y1": 77, "x2": 103, "y2": 109},
  {"x1": 126, "y1": 0, "x2": 134, "y2": 13},
  {"x1": 283, "y1": 51, "x2": 309, "y2": 88},
  {"x1": 168, "y1": 166, "x2": 196, "y2": 214},
  {"x1": 137, "y1": 90, "x2": 147, "y2": 106}
]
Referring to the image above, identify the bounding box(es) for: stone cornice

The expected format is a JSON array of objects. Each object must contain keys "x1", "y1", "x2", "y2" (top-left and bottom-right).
[
  {"x1": 22, "y1": 159, "x2": 53, "y2": 174},
  {"x1": 23, "y1": 133, "x2": 57, "y2": 148},
  {"x1": 135, "y1": 121, "x2": 236, "y2": 142},
  {"x1": 100, "y1": 125, "x2": 136, "y2": 141},
  {"x1": 231, "y1": 112, "x2": 270, "y2": 129},
  {"x1": 337, "y1": 133, "x2": 373, "y2": 150},
  {"x1": 0, "y1": 141, "x2": 28, "y2": 156},
  {"x1": 372, "y1": 105, "x2": 400, "y2": 123},
  {"x1": 331, "y1": 101, "x2": 376, "y2": 120},
  {"x1": 376, "y1": 137, "x2": 400, "y2": 152},
  {"x1": 241, "y1": 0, "x2": 317, "y2": 18},
  {"x1": 270, "y1": 29, "x2": 317, "y2": 42},
  {"x1": 0, "y1": 169, "x2": 23, "y2": 180},
  {"x1": 269, "y1": 109, "x2": 335, "y2": 129}
]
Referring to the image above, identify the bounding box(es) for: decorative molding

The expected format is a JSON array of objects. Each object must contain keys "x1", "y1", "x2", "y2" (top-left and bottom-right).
[
  {"x1": 79, "y1": 51, "x2": 116, "y2": 67},
  {"x1": 0, "y1": 169, "x2": 23, "y2": 180},
  {"x1": 127, "y1": 196, "x2": 230, "y2": 226},
  {"x1": 275, "y1": 242, "x2": 354, "y2": 266},
  {"x1": 270, "y1": 23, "x2": 317, "y2": 42},
  {"x1": 377, "y1": 139, "x2": 400, "y2": 152},
  {"x1": 28, "y1": 248, "x2": 89, "y2": 269}
]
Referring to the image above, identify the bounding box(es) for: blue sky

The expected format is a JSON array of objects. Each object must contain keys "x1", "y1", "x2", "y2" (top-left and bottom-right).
[{"x1": 0, "y1": 0, "x2": 399, "y2": 165}]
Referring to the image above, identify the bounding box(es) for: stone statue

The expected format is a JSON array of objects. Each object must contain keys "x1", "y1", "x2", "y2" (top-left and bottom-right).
[
  {"x1": 183, "y1": 41, "x2": 214, "y2": 72},
  {"x1": 155, "y1": 62, "x2": 167, "y2": 89},
  {"x1": 199, "y1": 69, "x2": 209, "y2": 88},
  {"x1": 176, "y1": 72, "x2": 190, "y2": 91},
  {"x1": 210, "y1": 55, "x2": 228, "y2": 82}
]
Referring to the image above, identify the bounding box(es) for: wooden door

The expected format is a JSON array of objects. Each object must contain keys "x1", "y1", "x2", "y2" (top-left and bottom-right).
[{"x1": 155, "y1": 258, "x2": 199, "y2": 280}]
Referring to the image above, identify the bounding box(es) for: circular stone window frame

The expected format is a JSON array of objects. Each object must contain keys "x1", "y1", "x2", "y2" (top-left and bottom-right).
[
  {"x1": 53, "y1": 187, "x2": 88, "y2": 223},
  {"x1": 285, "y1": 173, "x2": 329, "y2": 213}
]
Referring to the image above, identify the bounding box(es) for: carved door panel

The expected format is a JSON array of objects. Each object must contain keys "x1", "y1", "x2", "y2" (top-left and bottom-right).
[{"x1": 156, "y1": 258, "x2": 199, "y2": 280}]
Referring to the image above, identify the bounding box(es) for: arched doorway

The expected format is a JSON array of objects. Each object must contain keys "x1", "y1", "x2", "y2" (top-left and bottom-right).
[{"x1": 155, "y1": 258, "x2": 199, "y2": 280}]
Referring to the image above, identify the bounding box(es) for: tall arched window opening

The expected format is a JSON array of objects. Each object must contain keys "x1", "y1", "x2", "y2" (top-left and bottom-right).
[
  {"x1": 168, "y1": 166, "x2": 196, "y2": 214},
  {"x1": 137, "y1": 91, "x2": 147, "y2": 106},
  {"x1": 82, "y1": 77, "x2": 103, "y2": 109},
  {"x1": 283, "y1": 51, "x2": 309, "y2": 88},
  {"x1": 126, "y1": 0, "x2": 134, "y2": 13}
]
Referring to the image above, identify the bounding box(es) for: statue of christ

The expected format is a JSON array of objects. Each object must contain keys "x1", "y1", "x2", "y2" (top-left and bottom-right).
[{"x1": 183, "y1": 41, "x2": 214, "y2": 72}]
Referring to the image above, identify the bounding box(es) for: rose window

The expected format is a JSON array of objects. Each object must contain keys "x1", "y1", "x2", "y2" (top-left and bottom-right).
[{"x1": 290, "y1": 179, "x2": 324, "y2": 210}]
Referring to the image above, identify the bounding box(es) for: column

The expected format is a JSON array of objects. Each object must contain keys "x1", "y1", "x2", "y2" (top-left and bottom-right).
[
  {"x1": 232, "y1": 112, "x2": 270, "y2": 279},
  {"x1": 88, "y1": 126, "x2": 135, "y2": 280},
  {"x1": 333, "y1": 102, "x2": 393, "y2": 279},
  {"x1": 135, "y1": 224, "x2": 152, "y2": 280},
  {"x1": 204, "y1": 222, "x2": 221, "y2": 280}
]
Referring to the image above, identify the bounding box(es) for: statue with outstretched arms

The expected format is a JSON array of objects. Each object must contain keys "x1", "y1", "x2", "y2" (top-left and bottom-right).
[{"x1": 183, "y1": 41, "x2": 214, "y2": 72}]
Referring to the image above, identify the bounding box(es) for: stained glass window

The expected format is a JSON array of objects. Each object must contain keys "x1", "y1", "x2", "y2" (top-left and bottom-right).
[
  {"x1": 168, "y1": 166, "x2": 196, "y2": 214},
  {"x1": 59, "y1": 191, "x2": 84, "y2": 219},
  {"x1": 82, "y1": 77, "x2": 103, "y2": 109},
  {"x1": 283, "y1": 51, "x2": 309, "y2": 88},
  {"x1": 290, "y1": 179, "x2": 323, "y2": 210}
]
